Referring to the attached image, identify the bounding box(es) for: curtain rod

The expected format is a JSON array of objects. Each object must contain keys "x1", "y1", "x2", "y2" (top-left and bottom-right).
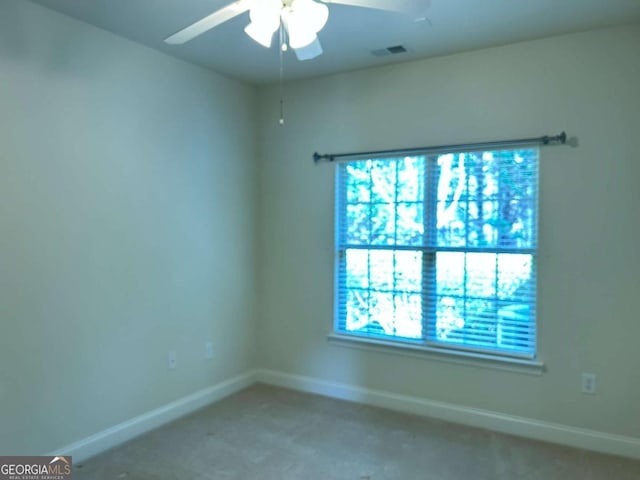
[{"x1": 313, "y1": 131, "x2": 567, "y2": 163}]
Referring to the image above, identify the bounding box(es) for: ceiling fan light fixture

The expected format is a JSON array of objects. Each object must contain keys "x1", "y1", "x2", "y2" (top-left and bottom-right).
[
  {"x1": 244, "y1": 0, "x2": 281, "y2": 47},
  {"x1": 282, "y1": 3, "x2": 325, "y2": 50},
  {"x1": 244, "y1": 21, "x2": 276, "y2": 48},
  {"x1": 285, "y1": 22, "x2": 317, "y2": 49},
  {"x1": 291, "y1": 0, "x2": 329, "y2": 34},
  {"x1": 248, "y1": 0, "x2": 281, "y2": 25}
]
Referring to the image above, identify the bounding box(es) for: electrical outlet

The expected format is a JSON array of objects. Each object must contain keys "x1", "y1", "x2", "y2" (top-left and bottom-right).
[
  {"x1": 205, "y1": 342, "x2": 214, "y2": 360},
  {"x1": 581, "y1": 373, "x2": 596, "y2": 394},
  {"x1": 168, "y1": 351, "x2": 177, "y2": 369}
]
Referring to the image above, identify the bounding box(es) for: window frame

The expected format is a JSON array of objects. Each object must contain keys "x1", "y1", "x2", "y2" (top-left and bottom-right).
[{"x1": 333, "y1": 148, "x2": 539, "y2": 364}]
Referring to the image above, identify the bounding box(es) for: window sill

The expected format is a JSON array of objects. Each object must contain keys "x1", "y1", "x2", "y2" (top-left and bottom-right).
[{"x1": 327, "y1": 333, "x2": 545, "y2": 376}]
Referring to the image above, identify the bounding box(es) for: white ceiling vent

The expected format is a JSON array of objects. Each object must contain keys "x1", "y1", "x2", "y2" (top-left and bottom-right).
[{"x1": 371, "y1": 45, "x2": 408, "y2": 57}]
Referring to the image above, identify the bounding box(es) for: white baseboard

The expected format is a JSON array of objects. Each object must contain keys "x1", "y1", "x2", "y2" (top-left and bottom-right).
[
  {"x1": 255, "y1": 369, "x2": 640, "y2": 460},
  {"x1": 47, "y1": 370, "x2": 258, "y2": 463},
  {"x1": 46, "y1": 368, "x2": 640, "y2": 463}
]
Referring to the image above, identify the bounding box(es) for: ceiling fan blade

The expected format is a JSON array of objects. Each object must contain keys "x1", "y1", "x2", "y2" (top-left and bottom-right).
[
  {"x1": 322, "y1": 0, "x2": 429, "y2": 15},
  {"x1": 293, "y1": 38, "x2": 323, "y2": 61},
  {"x1": 165, "y1": 0, "x2": 251, "y2": 45}
]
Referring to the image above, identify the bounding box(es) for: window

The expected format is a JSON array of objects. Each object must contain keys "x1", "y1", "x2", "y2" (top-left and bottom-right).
[{"x1": 335, "y1": 148, "x2": 538, "y2": 359}]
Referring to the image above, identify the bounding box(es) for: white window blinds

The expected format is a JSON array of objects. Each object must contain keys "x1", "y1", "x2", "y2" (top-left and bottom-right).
[{"x1": 335, "y1": 148, "x2": 538, "y2": 359}]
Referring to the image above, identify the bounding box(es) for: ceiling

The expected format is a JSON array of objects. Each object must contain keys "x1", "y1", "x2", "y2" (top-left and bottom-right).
[{"x1": 29, "y1": 0, "x2": 640, "y2": 84}]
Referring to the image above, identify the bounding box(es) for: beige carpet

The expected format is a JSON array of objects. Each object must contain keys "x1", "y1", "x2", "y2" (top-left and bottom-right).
[{"x1": 74, "y1": 384, "x2": 640, "y2": 479}]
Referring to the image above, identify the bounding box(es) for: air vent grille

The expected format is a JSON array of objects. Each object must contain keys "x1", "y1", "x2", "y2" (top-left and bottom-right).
[{"x1": 371, "y1": 45, "x2": 408, "y2": 57}]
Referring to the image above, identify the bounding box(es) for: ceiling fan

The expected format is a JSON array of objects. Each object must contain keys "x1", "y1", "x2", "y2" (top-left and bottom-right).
[{"x1": 165, "y1": 0, "x2": 428, "y2": 61}]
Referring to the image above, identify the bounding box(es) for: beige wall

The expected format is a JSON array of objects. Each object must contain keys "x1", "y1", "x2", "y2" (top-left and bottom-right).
[
  {"x1": 256, "y1": 24, "x2": 640, "y2": 438},
  {"x1": 2, "y1": 0, "x2": 639, "y2": 457},
  {"x1": 0, "y1": 0, "x2": 257, "y2": 454}
]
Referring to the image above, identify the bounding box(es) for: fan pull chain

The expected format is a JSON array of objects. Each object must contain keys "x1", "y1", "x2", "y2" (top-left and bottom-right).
[{"x1": 279, "y1": 22, "x2": 285, "y2": 126}]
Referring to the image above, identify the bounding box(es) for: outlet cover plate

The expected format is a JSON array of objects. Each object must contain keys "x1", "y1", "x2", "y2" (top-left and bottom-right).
[{"x1": 581, "y1": 372, "x2": 596, "y2": 394}]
